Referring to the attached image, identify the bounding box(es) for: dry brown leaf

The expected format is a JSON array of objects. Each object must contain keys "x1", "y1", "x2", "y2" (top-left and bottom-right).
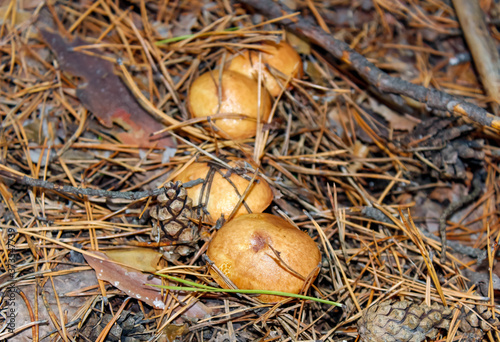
[
  {"x1": 104, "y1": 248, "x2": 162, "y2": 273},
  {"x1": 8, "y1": 267, "x2": 98, "y2": 342},
  {"x1": 160, "y1": 323, "x2": 189, "y2": 342},
  {"x1": 40, "y1": 29, "x2": 176, "y2": 149},
  {"x1": 0, "y1": 6, "x2": 32, "y2": 25},
  {"x1": 84, "y1": 252, "x2": 212, "y2": 319},
  {"x1": 429, "y1": 183, "x2": 466, "y2": 204},
  {"x1": 286, "y1": 31, "x2": 311, "y2": 54}
]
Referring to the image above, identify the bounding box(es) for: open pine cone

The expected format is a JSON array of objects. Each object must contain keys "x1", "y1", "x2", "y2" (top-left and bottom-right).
[
  {"x1": 358, "y1": 300, "x2": 498, "y2": 342},
  {"x1": 149, "y1": 181, "x2": 198, "y2": 259}
]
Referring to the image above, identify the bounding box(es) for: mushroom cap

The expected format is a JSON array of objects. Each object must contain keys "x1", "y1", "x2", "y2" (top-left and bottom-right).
[
  {"x1": 173, "y1": 160, "x2": 273, "y2": 224},
  {"x1": 188, "y1": 70, "x2": 272, "y2": 139},
  {"x1": 227, "y1": 41, "x2": 303, "y2": 97},
  {"x1": 207, "y1": 213, "x2": 321, "y2": 303}
]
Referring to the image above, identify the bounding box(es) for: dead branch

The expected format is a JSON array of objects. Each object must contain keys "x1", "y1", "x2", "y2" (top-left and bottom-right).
[
  {"x1": 0, "y1": 170, "x2": 203, "y2": 200},
  {"x1": 238, "y1": 0, "x2": 500, "y2": 130},
  {"x1": 453, "y1": 0, "x2": 500, "y2": 115}
]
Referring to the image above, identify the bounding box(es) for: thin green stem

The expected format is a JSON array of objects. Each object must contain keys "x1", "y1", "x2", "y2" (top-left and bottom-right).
[
  {"x1": 151, "y1": 274, "x2": 342, "y2": 307},
  {"x1": 156, "y1": 273, "x2": 217, "y2": 290}
]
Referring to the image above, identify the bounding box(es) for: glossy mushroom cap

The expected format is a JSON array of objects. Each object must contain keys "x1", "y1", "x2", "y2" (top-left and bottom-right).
[
  {"x1": 228, "y1": 41, "x2": 303, "y2": 97},
  {"x1": 207, "y1": 213, "x2": 321, "y2": 303},
  {"x1": 188, "y1": 70, "x2": 272, "y2": 139},
  {"x1": 174, "y1": 160, "x2": 273, "y2": 224}
]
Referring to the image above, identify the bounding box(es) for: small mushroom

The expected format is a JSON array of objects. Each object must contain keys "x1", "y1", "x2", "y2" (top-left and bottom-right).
[
  {"x1": 206, "y1": 213, "x2": 321, "y2": 303},
  {"x1": 188, "y1": 70, "x2": 272, "y2": 140},
  {"x1": 227, "y1": 41, "x2": 303, "y2": 97},
  {"x1": 174, "y1": 159, "x2": 273, "y2": 224}
]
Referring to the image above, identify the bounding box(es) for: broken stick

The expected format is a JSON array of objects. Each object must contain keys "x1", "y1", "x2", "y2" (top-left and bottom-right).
[
  {"x1": 239, "y1": 0, "x2": 500, "y2": 130},
  {"x1": 453, "y1": 0, "x2": 500, "y2": 116}
]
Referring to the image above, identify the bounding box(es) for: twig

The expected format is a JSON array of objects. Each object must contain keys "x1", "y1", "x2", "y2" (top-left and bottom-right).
[
  {"x1": 0, "y1": 170, "x2": 203, "y2": 200},
  {"x1": 453, "y1": 0, "x2": 500, "y2": 115},
  {"x1": 238, "y1": 0, "x2": 500, "y2": 130}
]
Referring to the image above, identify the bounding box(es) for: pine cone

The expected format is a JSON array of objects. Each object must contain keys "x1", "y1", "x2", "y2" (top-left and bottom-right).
[
  {"x1": 358, "y1": 300, "x2": 498, "y2": 342},
  {"x1": 459, "y1": 304, "x2": 499, "y2": 342},
  {"x1": 149, "y1": 181, "x2": 198, "y2": 257}
]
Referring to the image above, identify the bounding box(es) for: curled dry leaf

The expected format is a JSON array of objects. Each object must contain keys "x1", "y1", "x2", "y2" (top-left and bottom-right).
[
  {"x1": 84, "y1": 252, "x2": 212, "y2": 319},
  {"x1": 40, "y1": 29, "x2": 176, "y2": 149}
]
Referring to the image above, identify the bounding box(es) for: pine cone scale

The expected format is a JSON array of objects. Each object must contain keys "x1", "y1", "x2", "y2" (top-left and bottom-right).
[
  {"x1": 358, "y1": 300, "x2": 499, "y2": 342},
  {"x1": 149, "y1": 181, "x2": 198, "y2": 258}
]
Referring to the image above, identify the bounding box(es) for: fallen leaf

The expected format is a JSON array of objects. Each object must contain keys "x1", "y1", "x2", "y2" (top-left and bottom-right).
[
  {"x1": 348, "y1": 140, "x2": 369, "y2": 173},
  {"x1": 13, "y1": 0, "x2": 44, "y2": 10},
  {"x1": 368, "y1": 98, "x2": 418, "y2": 131},
  {"x1": 161, "y1": 323, "x2": 189, "y2": 342},
  {"x1": 84, "y1": 252, "x2": 212, "y2": 319},
  {"x1": 412, "y1": 192, "x2": 443, "y2": 234},
  {"x1": 4, "y1": 266, "x2": 98, "y2": 342},
  {"x1": 429, "y1": 183, "x2": 466, "y2": 204},
  {"x1": 0, "y1": 6, "x2": 32, "y2": 26},
  {"x1": 286, "y1": 31, "x2": 311, "y2": 54},
  {"x1": 104, "y1": 248, "x2": 162, "y2": 273},
  {"x1": 40, "y1": 29, "x2": 176, "y2": 149}
]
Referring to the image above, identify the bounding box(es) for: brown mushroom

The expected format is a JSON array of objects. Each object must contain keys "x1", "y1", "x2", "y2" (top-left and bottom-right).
[
  {"x1": 173, "y1": 159, "x2": 273, "y2": 224},
  {"x1": 227, "y1": 41, "x2": 303, "y2": 97},
  {"x1": 206, "y1": 213, "x2": 321, "y2": 303},
  {"x1": 188, "y1": 70, "x2": 272, "y2": 140}
]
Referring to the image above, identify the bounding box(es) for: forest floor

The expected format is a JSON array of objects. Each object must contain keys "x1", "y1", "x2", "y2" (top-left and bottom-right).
[{"x1": 1, "y1": 0, "x2": 500, "y2": 341}]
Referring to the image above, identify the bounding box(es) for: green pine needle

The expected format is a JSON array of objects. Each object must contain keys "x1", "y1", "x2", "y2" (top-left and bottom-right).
[{"x1": 152, "y1": 273, "x2": 342, "y2": 307}]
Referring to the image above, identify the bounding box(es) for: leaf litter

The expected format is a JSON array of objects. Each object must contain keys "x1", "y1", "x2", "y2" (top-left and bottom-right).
[{"x1": 40, "y1": 29, "x2": 176, "y2": 149}]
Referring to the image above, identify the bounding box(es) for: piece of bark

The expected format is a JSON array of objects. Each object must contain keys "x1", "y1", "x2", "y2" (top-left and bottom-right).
[{"x1": 453, "y1": 0, "x2": 500, "y2": 115}]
